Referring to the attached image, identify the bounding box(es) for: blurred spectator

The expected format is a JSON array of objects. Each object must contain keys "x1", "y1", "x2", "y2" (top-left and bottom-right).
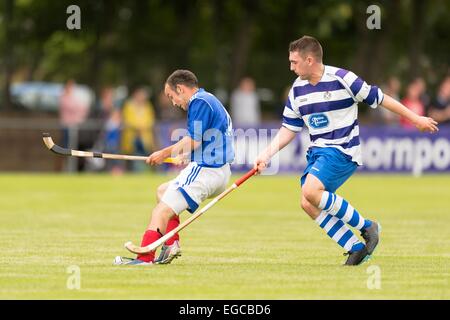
[
  {"x1": 88, "y1": 87, "x2": 124, "y2": 174},
  {"x1": 412, "y1": 77, "x2": 430, "y2": 108},
  {"x1": 428, "y1": 77, "x2": 450, "y2": 125},
  {"x1": 92, "y1": 87, "x2": 116, "y2": 122},
  {"x1": 154, "y1": 89, "x2": 184, "y2": 168},
  {"x1": 400, "y1": 80, "x2": 426, "y2": 129},
  {"x1": 121, "y1": 87, "x2": 156, "y2": 171},
  {"x1": 155, "y1": 89, "x2": 184, "y2": 122},
  {"x1": 230, "y1": 77, "x2": 261, "y2": 127},
  {"x1": 59, "y1": 79, "x2": 90, "y2": 171},
  {"x1": 103, "y1": 109, "x2": 123, "y2": 174},
  {"x1": 378, "y1": 77, "x2": 401, "y2": 125},
  {"x1": 59, "y1": 79, "x2": 90, "y2": 144},
  {"x1": 384, "y1": 77, "x2": 401, "y2": 100}
]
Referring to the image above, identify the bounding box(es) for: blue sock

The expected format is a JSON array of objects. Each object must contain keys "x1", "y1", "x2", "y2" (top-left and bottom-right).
[
  {"x1": 318, "y1": 191, "x2": 372, "y2": 231},
  {"x1": 315, "y1": 211, "x2": 364, "y2": 252}
]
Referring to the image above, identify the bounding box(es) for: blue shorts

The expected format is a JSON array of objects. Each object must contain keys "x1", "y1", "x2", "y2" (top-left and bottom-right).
[{"x1": 300, "y1": 147, "x2": 358, "y2": 193}]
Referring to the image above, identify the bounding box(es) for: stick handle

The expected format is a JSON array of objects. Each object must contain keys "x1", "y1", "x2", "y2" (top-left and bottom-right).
[
  {"x1": 100, "y1": 152, "x2": 177, "y2": 163},
  {"x1": 235, "y1": 168, "x2": 257, "y2": 186},
  {"x1": 43, "y1": 133, "x2": 177, "y2": 163},
  {"x1": 68, "y1": 150, "x2": 177, "y2": 163}
]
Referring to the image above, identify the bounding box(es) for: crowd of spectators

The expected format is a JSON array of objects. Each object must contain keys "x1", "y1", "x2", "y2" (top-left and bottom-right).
[
  {"x1": 58, "y1": 74, "x2": 450, "y2": 173},
  {"x1": 59, "y1": 81, "x2": 181, "y2": 174},
  {"x1": 374, "y1": 76, "x2": 450, "y2": 128}
]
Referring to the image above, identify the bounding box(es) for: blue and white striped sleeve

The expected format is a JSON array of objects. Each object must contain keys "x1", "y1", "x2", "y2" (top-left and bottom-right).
[
  {"x1": 281, "y1": 90, "x2": 304, "y2": 132},
  {"x1": 337, "y1": 69, "x2": 384, "y2": 109}
]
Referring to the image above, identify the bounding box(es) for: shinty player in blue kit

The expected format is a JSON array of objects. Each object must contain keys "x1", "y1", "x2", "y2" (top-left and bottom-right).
[{"x1": 115, "y1": 69, "x2": 234, "y2": 265}]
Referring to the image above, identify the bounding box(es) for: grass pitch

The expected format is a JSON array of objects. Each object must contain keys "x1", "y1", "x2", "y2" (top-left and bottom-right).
[{"x1": 0, "y1": 173, "x2": 449, "y2": 299}]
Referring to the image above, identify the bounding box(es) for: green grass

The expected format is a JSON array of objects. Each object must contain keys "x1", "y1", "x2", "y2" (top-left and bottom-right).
[{"x1": 0, "y1": 173, "x2": 449, "y2": 299}]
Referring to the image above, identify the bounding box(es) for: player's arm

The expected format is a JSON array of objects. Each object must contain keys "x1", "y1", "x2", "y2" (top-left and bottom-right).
[
  {"x1": 340, "y1": 70, "x2": 439, "y2": 133},
  {"x1": 147, "y1": 99, "x2": 209, "y2": 165},
  {"x1": 146, "y1": 136, "x2": 201, "y2": 165},
  {"x1": 254, "y1": 126, "x2": 297, "y2": 173},
  {"x1": 254, "y1": 88, "x2": 303, "y2": 173},
  {"x1": 380, "y1": 94, "x2": 439, "y2": 133}
]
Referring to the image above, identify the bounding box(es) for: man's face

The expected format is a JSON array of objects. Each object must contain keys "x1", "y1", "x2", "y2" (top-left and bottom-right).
[
  {"x1": 164, "y1": 84, "x2": 187, "y2": 110},
  {"x1": 289, "y1": 51, "x2": 312, "y2": 80}
]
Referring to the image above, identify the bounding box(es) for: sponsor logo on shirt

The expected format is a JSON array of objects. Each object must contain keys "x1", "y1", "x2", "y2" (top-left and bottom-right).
[{"x1": 308, "y1": 113, "x2": 330, "y2": 129}]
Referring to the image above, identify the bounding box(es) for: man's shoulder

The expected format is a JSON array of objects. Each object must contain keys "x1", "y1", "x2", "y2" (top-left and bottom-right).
[
  {"x1": 325, "y1": 65, "x2": 341, "y2": 74},
  {"x1": 189, "y1": 95, "x2": 217, "y2": 116},
  {"x1": 192, "y1": 88, "x2": 215, "y2": 99},
  {"x1": 325, "y1": 65, "x2": 356, "y2": 80},
  {"x1": 191, "y1": 89, "x2": 212, "y2": 102},
  {"x1": 193, "y1": 90, "x2": 222, "y2": 109}
]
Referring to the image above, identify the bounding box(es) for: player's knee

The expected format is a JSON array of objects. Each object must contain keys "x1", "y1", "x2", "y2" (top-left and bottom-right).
[
  {"x1": 152, "y1": 205, "x2": 172, "y2": 220},
  {"x1": 302, "y1": 186, "x2": 320, "y2": 205},
  {"x1": 300, "y1": 197, "x2": 310, "y2": 212},
  {"x1": 300, "y1": 197, "x2": 314, "y2": 214},
  {"x1": 156, "y1": 183, "x2": 168, "y2": 201}
]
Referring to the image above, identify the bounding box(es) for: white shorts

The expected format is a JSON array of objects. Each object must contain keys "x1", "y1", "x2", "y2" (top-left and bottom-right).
[{"x1": 161, "y1": 162, "x2": 231, "y2": 215}]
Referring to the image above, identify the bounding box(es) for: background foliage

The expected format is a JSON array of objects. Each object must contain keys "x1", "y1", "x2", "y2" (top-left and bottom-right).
[{"x1": 1, "y1": 0, "x2": 449, "y2": 111}]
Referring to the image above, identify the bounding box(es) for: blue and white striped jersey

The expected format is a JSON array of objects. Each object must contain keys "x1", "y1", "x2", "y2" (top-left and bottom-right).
[{"x1": 282, "y1": 65, "x2": 384, "y2": 165}]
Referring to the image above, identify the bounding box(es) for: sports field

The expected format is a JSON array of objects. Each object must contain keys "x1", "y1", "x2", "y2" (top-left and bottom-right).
[{"x1": 0, "y1": 173, "x2": 449, "y2": 299}]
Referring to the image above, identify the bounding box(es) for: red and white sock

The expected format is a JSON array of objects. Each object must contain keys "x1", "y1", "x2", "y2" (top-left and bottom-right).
[
  {"x1": 136, "y1": 230, "x2": 161, "y2": 263},
  {"x1": 165, "y1": 215, "x2": 180, "y2": 246}
]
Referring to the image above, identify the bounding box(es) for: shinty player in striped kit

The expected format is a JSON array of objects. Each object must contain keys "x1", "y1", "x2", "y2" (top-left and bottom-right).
[{"x1": 254, "y1": 36, "x2": 439, "y2": 265}]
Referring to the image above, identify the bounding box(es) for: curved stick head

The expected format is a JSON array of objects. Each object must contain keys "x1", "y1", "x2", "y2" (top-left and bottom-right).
[
  {"x1": 42, "y1": 133, "x2": 55, "y2": 150},
  {"x1": 124, "y1": 241, "x2": 153, "y2": 255}
]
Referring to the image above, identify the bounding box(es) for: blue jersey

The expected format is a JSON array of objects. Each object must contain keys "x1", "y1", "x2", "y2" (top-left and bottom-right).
[{"x1": 187, "y1": 88, "x2": 234, "y2": 167}]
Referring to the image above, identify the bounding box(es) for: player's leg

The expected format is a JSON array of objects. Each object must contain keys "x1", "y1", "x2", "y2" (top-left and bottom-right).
[
  {"x1": 130, "y1": 165, "x2": 195, "y2": 265},
  {"x1": 299, "y1": 148, "x2": 370, "y2": 265},
  {"x1": 152, "y1": 162, "x2": 209, "y2": 264},
  {"x1": 115, "y1": 165, "x2": 202, "y2": 266},
  {"x1": 302, "y1": 150, "x2": 380, "y2": 257},
  {"x1": 316, "y1": 187, "x2": 380, "y2": 255},
  {"x1": 156, "y1": 182, "x2": 180, "y2": 246},
  {"x1": 300, "y1": 193, "x2": 321, "y2": 219},
  {"x1": 136, "y1": 163, "x2": 230, "y2": 265},
  {"x1": 153, "y1": 182, "x2": 181, "y2": 264},
  {"x1": 134, "y1": 202, "x2": 178, "y2": 263},
  {"x1": 156, "y1": 182, "x2": 169, "y2": 202},
  {"x1": 301, "y1": 181, "x2": 365, "y2": 255},
  {"x1": 155, "y1": 164, "x2": 231, "y2": 264},
  {"x1": 114, "y1": 201, "x2": 179, "y2": 266}
]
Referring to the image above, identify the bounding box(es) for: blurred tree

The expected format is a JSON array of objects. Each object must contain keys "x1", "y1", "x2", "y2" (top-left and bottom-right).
[
  {"x1": 2, "y1": 0, "x2": 14, "y2": 111},
  {"x1": 228, "y1": 0, "x2": 259, "y2": 91},
  {"x1": 408, "y1": 0, "x2": 427, "y2": 81},
  {"x1": 0, "y1": 0, "x2": 449, "y2": 113}
]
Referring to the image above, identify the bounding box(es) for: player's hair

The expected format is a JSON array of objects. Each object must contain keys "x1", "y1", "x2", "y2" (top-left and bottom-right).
[
  {"x1": 289, "y1": 36, "x2": 323, "y2": 62},
  {"x1": 166, "y1": 70, "x2": 198, "y2": 90}
]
